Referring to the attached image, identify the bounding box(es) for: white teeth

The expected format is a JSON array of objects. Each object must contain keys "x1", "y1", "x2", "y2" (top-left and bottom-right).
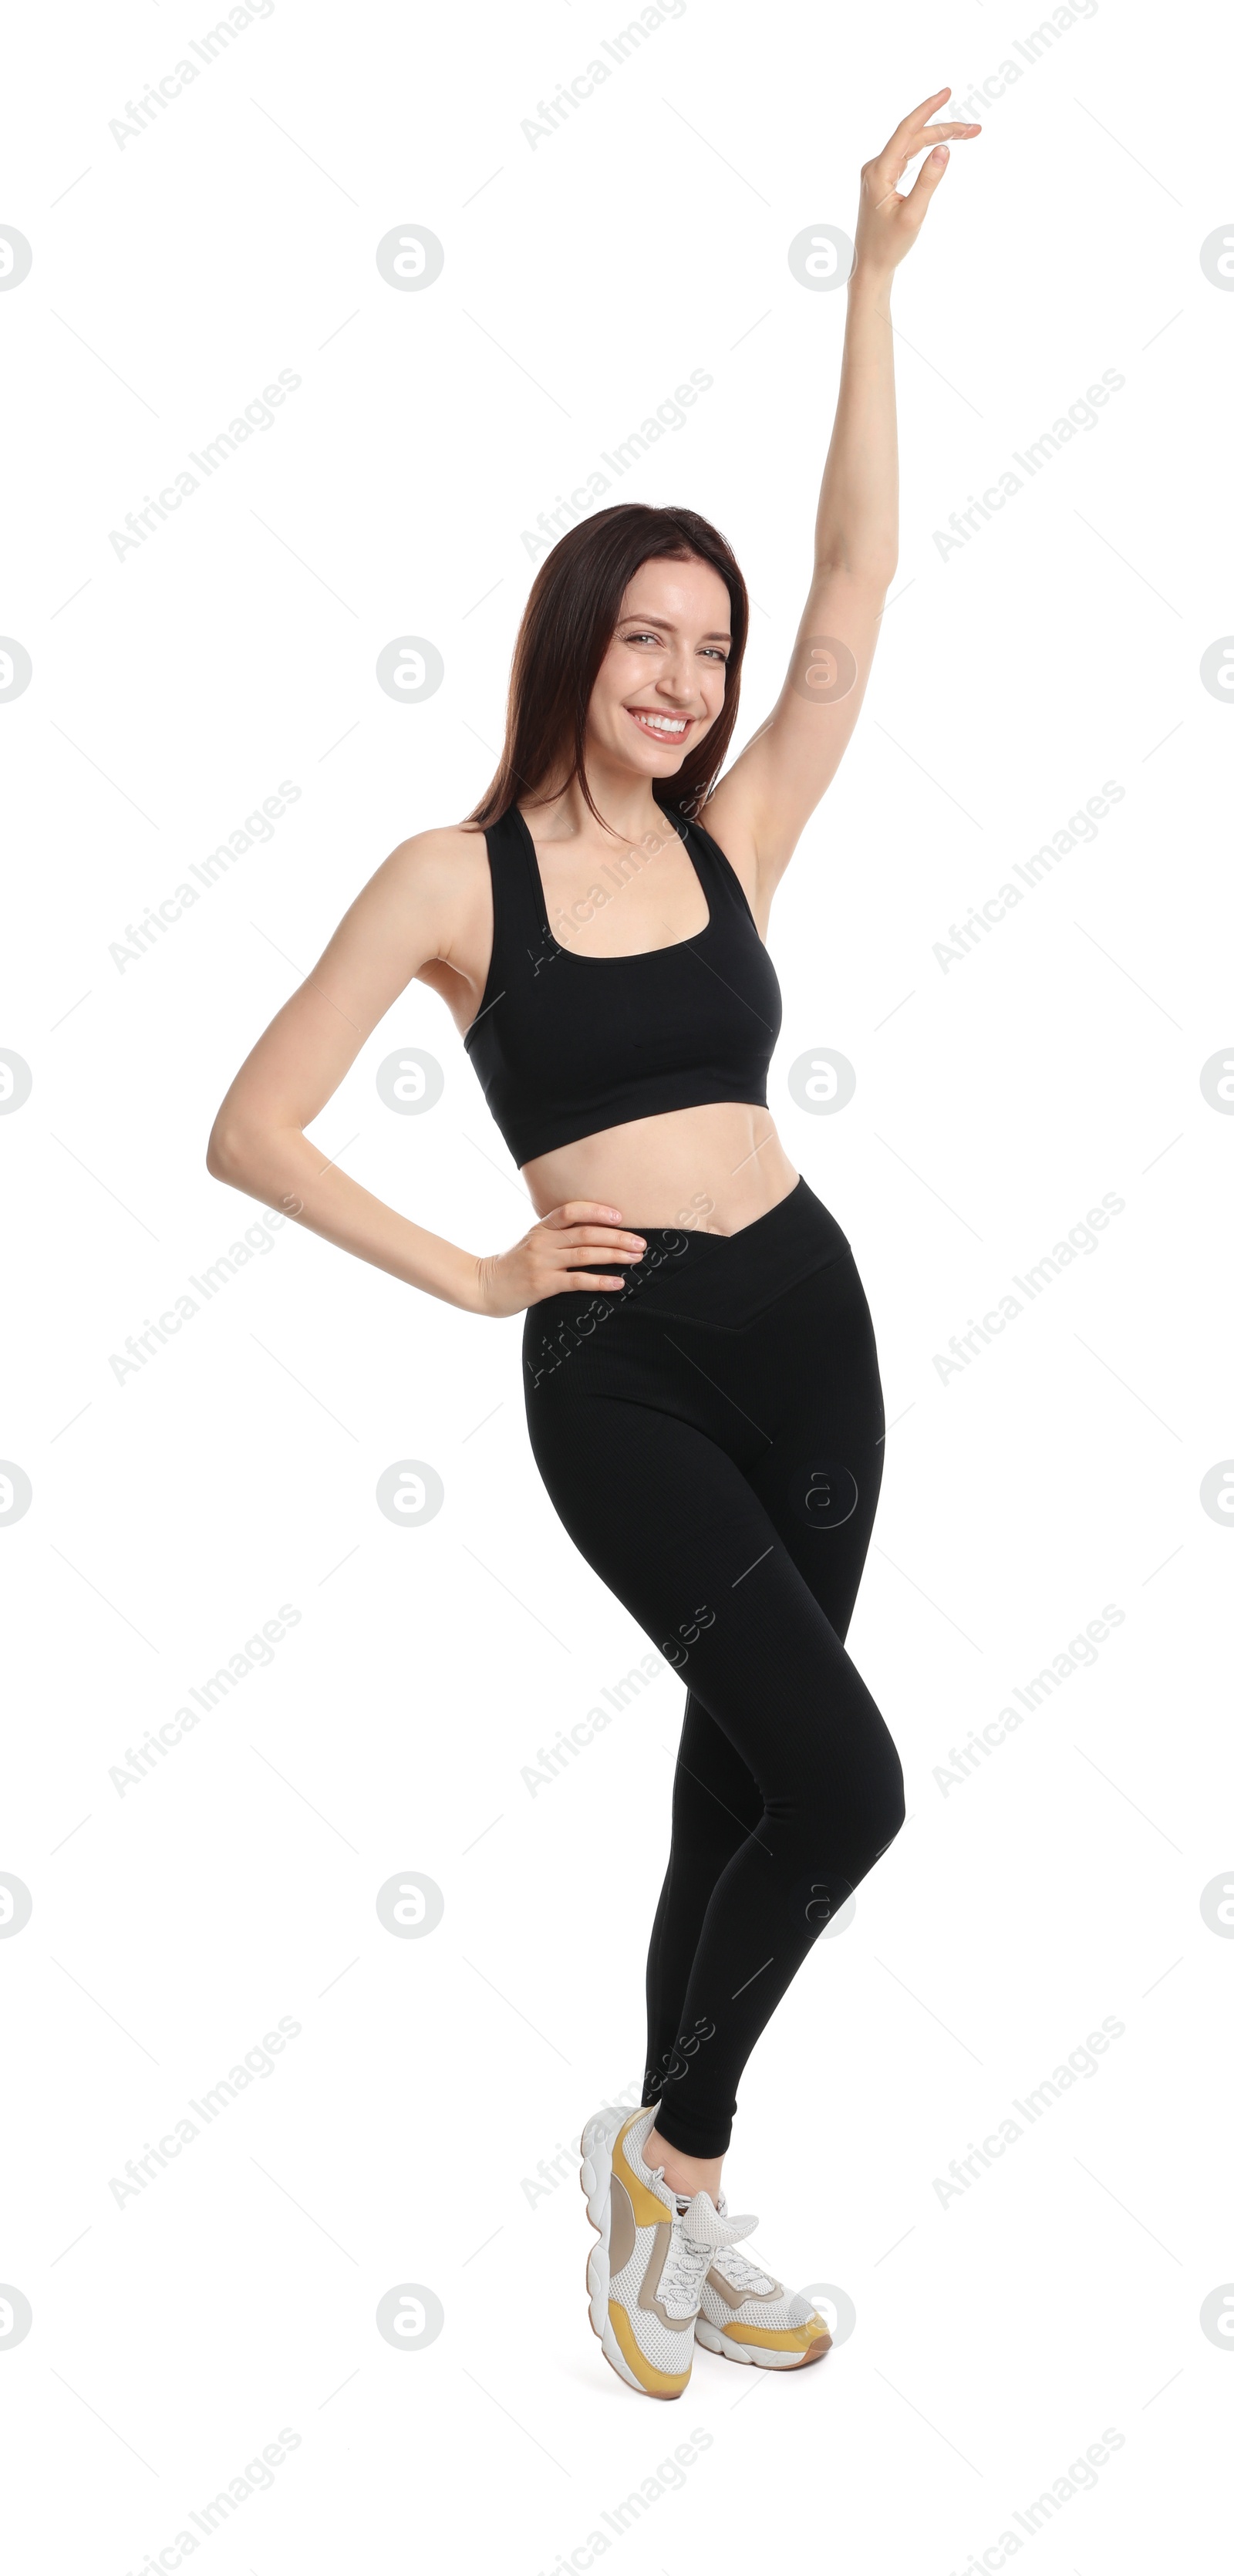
[{"x1": 633, "y1": 713, "x2": 687, "y2": 733}]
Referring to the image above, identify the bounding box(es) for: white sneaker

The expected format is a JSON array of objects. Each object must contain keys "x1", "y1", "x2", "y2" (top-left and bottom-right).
[
  {"x1": 693, "y1": 2190, "x2": 832, "y2": 2369},
  {"x1": 579, "y1": 2103, "x2": 759, "y2": 2399}
]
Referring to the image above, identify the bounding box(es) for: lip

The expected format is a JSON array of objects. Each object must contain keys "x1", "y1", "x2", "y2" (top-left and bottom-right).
[{"x1": 626, "y1": 707, "x2": 693, "y2": 743}]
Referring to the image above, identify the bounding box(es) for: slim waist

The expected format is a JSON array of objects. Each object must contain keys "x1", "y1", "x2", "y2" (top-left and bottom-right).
[
  {"x1": 627, "y1": 1174, "x2": 846, "y2": 1262},
  {"x1": 554, "y1": 1174, "x2": 852, "y2": 1334}
]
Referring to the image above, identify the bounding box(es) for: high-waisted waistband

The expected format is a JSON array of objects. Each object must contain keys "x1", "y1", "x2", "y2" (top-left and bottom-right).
[{"x1": 548, "y1": 1173, "x2": 851, "y2": 1334}]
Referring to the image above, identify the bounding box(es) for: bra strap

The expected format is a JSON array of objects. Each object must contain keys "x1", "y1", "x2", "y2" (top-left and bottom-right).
[
  {"x1": 682, "y1": 807, "x2": 747, "y2": 913},
  {"x1": 493, "y1": 803, "x2": 558, "y2": 975}
]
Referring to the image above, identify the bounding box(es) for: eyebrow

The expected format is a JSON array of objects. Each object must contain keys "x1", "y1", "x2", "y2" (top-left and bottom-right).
[{"x1": 620, "y1": 613, "x2": 733, "y2": 642}]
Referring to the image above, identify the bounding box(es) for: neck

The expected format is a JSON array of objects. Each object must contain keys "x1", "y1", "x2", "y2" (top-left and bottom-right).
[{"x1": 522, "y1": 757, "x2": 678, "y2": 851}]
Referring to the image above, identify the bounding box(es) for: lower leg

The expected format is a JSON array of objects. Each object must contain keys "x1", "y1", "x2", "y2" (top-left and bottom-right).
[
  {"x1": 642, "y1": 1696, "x2": 763, "y2": 2173},
  {"x1": 642, "y1": 2126, "x2": 723, "y2": 2203},
  {"x1": 641, "y1": 1657, "x2": 907, "y2": 2158}
]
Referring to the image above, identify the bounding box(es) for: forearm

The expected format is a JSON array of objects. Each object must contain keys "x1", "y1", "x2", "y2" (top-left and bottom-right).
[
  {"x1": 813, "y1": 267, "x2": 898, "y2": 582},
  {"x1": 207, "y1": 1122, "x2": 488, "y2": 1314}
]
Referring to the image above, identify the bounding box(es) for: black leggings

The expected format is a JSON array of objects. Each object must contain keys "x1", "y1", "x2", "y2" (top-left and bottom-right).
[{"x1": 522, "y1": 1175, "x2": 905, "y2": 2160}]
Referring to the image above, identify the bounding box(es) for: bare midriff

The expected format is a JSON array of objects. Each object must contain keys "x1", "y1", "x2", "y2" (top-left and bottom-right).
[{"x1": 521, "y1": 1101, "x2": 801, "y2": 1237}]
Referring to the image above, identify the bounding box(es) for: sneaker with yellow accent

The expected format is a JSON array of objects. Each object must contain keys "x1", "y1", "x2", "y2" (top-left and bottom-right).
[
  {"x1": 693, "y1": 2190, "x2": 832, "y2": 2369},
  {"x1": 579, "y1": 2103, "x2": 759, "y2": 2399}
]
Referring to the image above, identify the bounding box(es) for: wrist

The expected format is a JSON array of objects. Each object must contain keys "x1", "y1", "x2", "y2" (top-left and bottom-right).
[
  {"x1": 848, "y1": 257, "x2": 895, "y2": 302},
  {"x1": 429, "y1": 1242, "x2": 491, "y2": 1316},
  {"x1": 467, "y1": 1251, "x2": 497, "y2": 1318}
]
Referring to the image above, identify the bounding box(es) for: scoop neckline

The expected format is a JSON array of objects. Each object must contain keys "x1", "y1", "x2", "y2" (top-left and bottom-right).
[{"x1": 511, "y1": 801, "x2": 715, "y2": 965}]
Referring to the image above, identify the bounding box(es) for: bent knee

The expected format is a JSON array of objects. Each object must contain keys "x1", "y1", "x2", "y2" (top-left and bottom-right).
[
  {"x1": 777, "y1": 1738, "x2": 905, "y2": 1878},
  {"x1": 872, "y1": 1748, "x2": 907, "y2": 1856}
]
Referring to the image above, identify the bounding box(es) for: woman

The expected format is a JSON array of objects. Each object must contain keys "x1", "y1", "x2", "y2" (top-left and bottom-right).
[{"x1": 207, "y1": 90, "x2": 979, "y2": 2399}]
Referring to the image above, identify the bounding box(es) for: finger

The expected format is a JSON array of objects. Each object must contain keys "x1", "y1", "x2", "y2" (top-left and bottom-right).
[
  {"x1": 885, "y1": 86, "x2": 951, "y2": 148},
  {"x1": 557, "y1": 1243, "x2": 645, "y2": 1266},
  {"x1": 545, "y1": 1199, "x2": 630, "y2": 1229},
  {"x1": 558, "y1": 1236, "x2": 641, "y2": 1256},
  {"x1": 875, "y1": 88, "x2": 950, "y2": 166},
  {"x1": 904, "y1": 143, "x2": 951, "y2": 207},
  {"x1": 881, "y1": 117, "x2": 977, "y2": 185},
  {"x1": 541, "y1": 1269, "x2": 626, "y2": 1295},
  {"x1": 558, "y1": 1223, "x2": 646, "y2": 1249}
]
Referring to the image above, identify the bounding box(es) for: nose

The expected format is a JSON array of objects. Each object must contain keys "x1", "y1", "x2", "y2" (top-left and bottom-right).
[{"x1": 656, "y1": 650, "x2": 697, "y2": 706}]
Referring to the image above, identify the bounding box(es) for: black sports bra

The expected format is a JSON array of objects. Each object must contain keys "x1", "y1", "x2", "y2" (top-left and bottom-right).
[{"x1": 462, "y1": 794, "x2": 783, "y2": 1168}]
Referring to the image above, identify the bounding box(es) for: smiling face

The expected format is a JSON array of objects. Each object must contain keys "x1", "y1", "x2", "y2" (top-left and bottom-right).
[{"x1": 586, "y1": 554, "x2": 733, "y2": 781}]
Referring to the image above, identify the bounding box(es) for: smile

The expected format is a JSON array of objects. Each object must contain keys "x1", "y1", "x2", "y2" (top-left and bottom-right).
[{"x1": 628, "y1": 709, "x2": 692, "y2": 740}]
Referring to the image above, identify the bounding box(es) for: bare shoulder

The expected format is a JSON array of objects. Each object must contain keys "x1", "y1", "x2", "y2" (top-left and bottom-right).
[
  {"x1": 366, "y1": 820, "x2": 495, "y2": 1032},
  {"x1": 352, "y1": 818, "x2": 485, "y2": 948},
  {"x1": 376, "y1": 818, "x2": 487, "y2": 902},
  {"x1": 388, "y1": 818, "x2": 487, "y2": 862}
]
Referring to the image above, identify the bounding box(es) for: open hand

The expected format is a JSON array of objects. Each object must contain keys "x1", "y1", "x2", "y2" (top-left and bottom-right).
[
  {"x1": 474, "y1": 1201, "x2": 647, "y2": 1318},
  {"x1": 853, "y1": 87, "x2": 981, "y2": 279}
]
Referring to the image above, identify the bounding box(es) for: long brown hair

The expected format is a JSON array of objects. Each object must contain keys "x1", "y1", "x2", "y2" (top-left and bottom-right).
[{"x1": 465, "y1": 503, "x2": 749, "y2": 832}]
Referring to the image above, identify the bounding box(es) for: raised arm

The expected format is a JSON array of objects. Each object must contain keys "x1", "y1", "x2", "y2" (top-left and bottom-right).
[{"x1": 706, "y1": 88, "x2": 980, "y2": 898}]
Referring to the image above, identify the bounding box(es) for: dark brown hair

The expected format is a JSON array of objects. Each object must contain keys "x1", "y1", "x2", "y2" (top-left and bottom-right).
[{"x1": 465, "y1": 503, "x2": 749, "y2": 832}]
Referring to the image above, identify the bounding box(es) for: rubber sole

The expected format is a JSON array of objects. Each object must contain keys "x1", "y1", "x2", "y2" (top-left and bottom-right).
[
  {"x1": 578, "y1": 2106, "x2": 684, "y2": 2400},
  {"x1": 695, "y1": 2312, "x2": 832, "y2": 2369}
]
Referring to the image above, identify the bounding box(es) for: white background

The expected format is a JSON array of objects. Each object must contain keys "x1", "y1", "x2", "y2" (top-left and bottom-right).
[{"x1": 2, "y1": 0, "x2": 1232, "y2": 2568}]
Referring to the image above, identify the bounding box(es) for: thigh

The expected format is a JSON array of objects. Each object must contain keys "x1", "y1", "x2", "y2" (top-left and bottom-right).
[
  {"x1": 527, "y1": 1386, "x2": 765, "y2": 1676},
  {"x1": 524, "y1": 1386, "x2": 883, "y2": 1812},
  {"x1": 740, "y1": 1248, "x2": 887, "y2": 1642}
]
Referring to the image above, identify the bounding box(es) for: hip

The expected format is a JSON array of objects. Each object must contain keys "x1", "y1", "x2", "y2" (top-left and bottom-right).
[{"x1": 521, "y1": 1175, "x2": 869, "y2": 1404}]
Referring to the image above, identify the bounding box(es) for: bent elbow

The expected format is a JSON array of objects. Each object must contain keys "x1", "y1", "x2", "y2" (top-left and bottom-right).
[{"x1": 206, "y1": 1119, "x2": 252, "y2": 1187}]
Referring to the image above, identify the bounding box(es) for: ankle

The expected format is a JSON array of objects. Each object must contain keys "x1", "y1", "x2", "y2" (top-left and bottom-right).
[{"x1": 643, "y1": 2125, "x2": 723, "y2": 2204}]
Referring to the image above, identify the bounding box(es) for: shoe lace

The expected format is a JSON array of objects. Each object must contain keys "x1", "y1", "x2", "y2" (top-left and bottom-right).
[
  {"x1": 655, "y1": 2190, "x2": 760, "y2": 2319},
  {"x1": 710, "y1": 2244, "x2": 776, "y2": 2294},
  {"x1": 710, "y1": 2190, "x2": 774, "y2": 2293}
]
